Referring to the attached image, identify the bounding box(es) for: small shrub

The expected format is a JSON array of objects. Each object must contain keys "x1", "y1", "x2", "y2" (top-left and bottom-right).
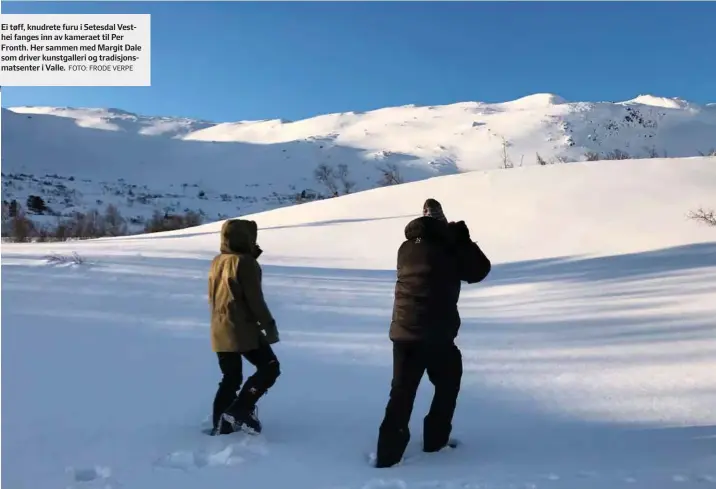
[
  {"x1": 377, "y1": 163, "x2": 404, "y2": 186},
  {"x1": 688, "y1": 207, "x2": 716, "y2": 227},
  {"x1": 8, "y1": 200, "x2": 19, "y2": 217},
  {"x1": 44, "y1": 252, "x2": 85, "y2": 265},
  {"x1": 183, "y1": 210, "x2": 203, "y2": 227},
  {"x1": 9, "y1": 211, "x2": 37, "y2": 242},
  {"x1": 584, "y1": 151, "x2": 601, "y2": 161},
  {"x1": 336, "y1": 163, "x2": 356, "y2": 194},
  {"x1": 143, "y1": 210, "x2": 204, "y2": 233},
  {"x1": 104, "y1": 204, "x2": 128, "y2": 236},
  {"x1": 313, "y1": 163, "x2": 339, "y2": 195},
  {"x1": 603, "y1": 149, "x2": 630, "y2": 160},
  {"x1": 500, "y1": 137, "x2": 513, "y2": 169},
  {"x1": 644, "y1": 146, "x2": 661, "y2": 158},
  {"x1": 26, "y1": 195, "x2": 48, "y2": 214}
]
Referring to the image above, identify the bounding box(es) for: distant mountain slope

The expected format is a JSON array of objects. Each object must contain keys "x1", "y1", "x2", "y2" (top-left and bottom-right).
[
  {"x1": 8, "y1": 106, "x2": 216, "y2": 137},
  {"x1": 2, "y1": 93, "x2": 715, "y2": 229}
]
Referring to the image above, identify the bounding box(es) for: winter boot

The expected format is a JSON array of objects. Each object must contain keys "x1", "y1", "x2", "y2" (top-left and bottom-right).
[
  {"x1": 221, "y1": 405, "x2": 262, "y2": 435},
  {"x1": 375, "y1": 426, "x2": 410, "y2": 468},
  {"x1": 210, "y1": 415, "x2": 236, "y2": 436},
  {"x1": 423, "y1": 437, "x2": 460, "y2": 453}
]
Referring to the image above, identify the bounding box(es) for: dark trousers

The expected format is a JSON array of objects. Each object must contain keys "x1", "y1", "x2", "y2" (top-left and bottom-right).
[
  {"x1": 212, "y1": 343, "x2": 281, "y2": 428},
  {"x1": 375, "y1": 340, "x2": 463, "y2": 467}
]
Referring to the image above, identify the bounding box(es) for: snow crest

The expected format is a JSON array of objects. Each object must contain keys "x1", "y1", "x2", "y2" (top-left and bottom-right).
[{"x1": 3, "y1": 93, "x2": 716, "y2": 227}]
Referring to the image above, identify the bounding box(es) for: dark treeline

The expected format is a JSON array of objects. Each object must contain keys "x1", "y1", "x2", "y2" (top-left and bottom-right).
[{"x1": 2, "y1": 198, "x2": 203, "y2": 243}]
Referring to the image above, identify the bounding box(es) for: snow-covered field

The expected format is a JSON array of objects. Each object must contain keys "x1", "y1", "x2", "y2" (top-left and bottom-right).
[
  {"x1": 3, "y1": 93, "x2": 715, "y2": 225},
  {"x1": 2, "y1": 157, "x2": 716, "y2": 489}
]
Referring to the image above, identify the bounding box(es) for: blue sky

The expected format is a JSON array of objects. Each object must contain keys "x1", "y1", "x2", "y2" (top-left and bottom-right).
[{"x1": 2, "y1": 1, "x2": 714, "y2": 122}]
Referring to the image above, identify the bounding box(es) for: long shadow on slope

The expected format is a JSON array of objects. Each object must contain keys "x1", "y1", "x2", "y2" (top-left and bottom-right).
[
  {"x1": 4, "y1": 241, "x2": 715, "y2": 287},
  {"x1": 104, "y1": 214, "x2": 417, "y2": 242},
  {"x1": 4, "y1": 244, "x2": 716, "y2": 487},
  {"x1": 7, "y1": 240, "x2": 712, "y2": 357},
  {"x1": 486, "y1": 241, "x2": 716, "y2": 286},
  {"x1": 260, "y1": 214, "x2": 417, "y2": 231}
]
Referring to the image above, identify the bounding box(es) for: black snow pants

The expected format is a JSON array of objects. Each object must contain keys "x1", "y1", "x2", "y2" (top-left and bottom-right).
[
  {"x1": 375, "y1": 340, "x2": 463, "y2": 467},
  {"x1": 212, "y1": 343, "x2": 281, "y2": 429}
]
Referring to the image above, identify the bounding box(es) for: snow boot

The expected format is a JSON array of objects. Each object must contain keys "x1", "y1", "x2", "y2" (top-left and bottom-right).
[
  {"x1": 210, "y1": 415, "x2": 236, "y2": 436},
  {"x1": 423, "y1": 438, "x2": 460, "y2": 453},
  {"x1": 374, "y1": 427, "x2": 410, "y2": 468},
  {"x1": 220, "y1": 405, "x2": 262, "y2": 435}
]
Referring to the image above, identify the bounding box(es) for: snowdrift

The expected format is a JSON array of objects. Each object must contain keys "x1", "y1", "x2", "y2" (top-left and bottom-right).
[{"x1": 7, "y1": 156, "x2": 715, "y2": 268}]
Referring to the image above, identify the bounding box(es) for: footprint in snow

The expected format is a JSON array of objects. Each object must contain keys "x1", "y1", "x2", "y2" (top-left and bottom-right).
[
  {"x1": 155, "y1": 433, "x2": 267, "y2": 471},
  {"x1": 155, "y1": 444, "x2": 245, "y2": 470},
  {"x1": 577, "y1": 471, "x2": 598, "y2": 479},
  {"x1": 65, "y1": 465, "x2": 113, "y2": 486},
  {"x1": 361, "y1": 479, "x2": 408, "y2": 489}
]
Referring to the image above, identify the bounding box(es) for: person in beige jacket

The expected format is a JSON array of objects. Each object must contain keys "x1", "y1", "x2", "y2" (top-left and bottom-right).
[{"x1": 208, "y1": 218, "x2": 281, "y2": 436}]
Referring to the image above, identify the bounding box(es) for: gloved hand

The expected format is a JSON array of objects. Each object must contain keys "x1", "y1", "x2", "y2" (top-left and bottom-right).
[
  {"x1": 260, "y1": 319, "x2": 280, "y2": 344},
  {"x1": 449, "y1": 220, "x2": 471, "y2": 242}
]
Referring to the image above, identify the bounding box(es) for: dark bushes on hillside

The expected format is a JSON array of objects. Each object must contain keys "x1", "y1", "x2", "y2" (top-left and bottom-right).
[
  {"x1": 1, "y1": 202, "x2": 204, "y2": 243},
  {"x1": 143, "y1": 210, "x2": 203, "y2": 233}
]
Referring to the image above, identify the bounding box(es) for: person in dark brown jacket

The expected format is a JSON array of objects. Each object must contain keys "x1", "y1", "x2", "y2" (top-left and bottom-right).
[
  {"x1": 374, "y1": 198, "x2": 491, "y2": 467},
  {"x1": 208, "y1": 218, "x2": 281, "y2": 436}
]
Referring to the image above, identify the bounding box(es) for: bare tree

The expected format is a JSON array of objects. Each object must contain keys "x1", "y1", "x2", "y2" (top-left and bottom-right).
[
  {"x1": 644, "y1": 146, "x2": 660, "y2": 158},
  {"x1": 335, "y1": 163, "x2": 356, "y2": 194},
  {"x1": 53, "y1": 216, "x2": 71, "y2": 241},
  {"x1": 144, "y1": 209, "x2": 204, "y2": 233},
  {"x1": 500, "y1": 137, "x2": 513, "y2": 169},
  {"x1": 80, "y1": 209, "x2": 106, "y2": 238},
  {"x1": 377, "y1": 163, "x2": 404, "y2": 186},
  {"x1": 9, "y1": 208, "x2": 36, "y2": 242},
  {"x1": 698, "y1": 148, "x2": 716, "y2": 157},
  {"x1": 688, "y1": 207, "x2": 716, "y2": 227},
  {"x1": 104, "y1": 204, "x2": 128, "y2": 236},
  {"x1": 536, "y1": 153, "x2": 547, "y2": 166},
  {"x1": 183, "y1": 210, "x2": 203, "y2": 227},
  {"x1": 313, "y1": 163, "x2": 339, "y2": 195},
  {"x1": 1, "y1": 201, "x2": 9, "y2": 237},
  {"x1": 8, "y1": 199, "x2": 19, "y2": 217},
  {"x1": 603, "y1": 149, "x2": 630, "y2": 160}
]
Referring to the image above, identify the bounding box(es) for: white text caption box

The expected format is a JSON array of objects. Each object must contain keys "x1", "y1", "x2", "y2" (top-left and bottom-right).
[{"x1": 0, "y1": 14, "x2": 151, "y2": 86}]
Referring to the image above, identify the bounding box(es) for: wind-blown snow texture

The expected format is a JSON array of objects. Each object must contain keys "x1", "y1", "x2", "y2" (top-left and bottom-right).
[
  {"x1": 3, "y1": 156, "x2": 716, "y2": 489},
  {"x1": 3, "y1": 93, "x2": 716, "y2": 225}
]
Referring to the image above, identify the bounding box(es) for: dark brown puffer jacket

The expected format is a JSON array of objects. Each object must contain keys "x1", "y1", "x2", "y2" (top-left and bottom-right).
[{"x1": 389, "y1": 217, "x2": 491, "y2": 344}]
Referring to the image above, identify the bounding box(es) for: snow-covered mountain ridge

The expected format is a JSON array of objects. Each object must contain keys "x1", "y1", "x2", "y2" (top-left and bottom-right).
[{"x1": 2, "y1": 93, "x2": 715, "y2": 230}]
